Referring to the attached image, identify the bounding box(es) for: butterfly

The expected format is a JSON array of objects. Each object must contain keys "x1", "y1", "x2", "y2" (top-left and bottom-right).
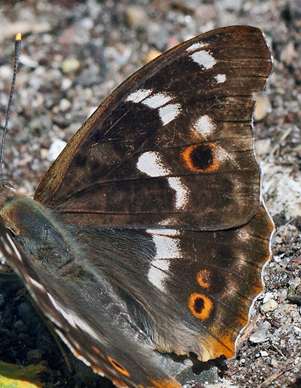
[{"x1": 0, "y1": 26, "x2": 274, "y2": 388}]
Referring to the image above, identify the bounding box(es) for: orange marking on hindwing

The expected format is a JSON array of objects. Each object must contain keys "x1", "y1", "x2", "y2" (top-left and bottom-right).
[
  {"x1": 107, "y1": 356, "x2": 130, "y2": 377},
  {"x1": 204, "y1": 325, "x2": 236, "y2": 360},
  {"x1": 197, "y1": 269, "x2": 211, "y2": 290},
  {"x1": 149, "y1": 378, "x2": 182, "y2": 388},
  {"x1": 188, "y1": 293, "x2": 213, "y2": 320},
  {"x1": 181, "y1": 143, "x2": 220, "y2": 172}
]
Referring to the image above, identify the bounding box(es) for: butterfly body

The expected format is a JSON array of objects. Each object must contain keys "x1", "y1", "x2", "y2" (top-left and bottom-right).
[{"x1": 0, "y1": 26, "x2": 274, "y2": 388}]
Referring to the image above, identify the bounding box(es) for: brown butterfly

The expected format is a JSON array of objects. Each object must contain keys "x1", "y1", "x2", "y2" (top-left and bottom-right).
[{"x1": 0, "y1": 26, "x2": 274, "y2": 388}]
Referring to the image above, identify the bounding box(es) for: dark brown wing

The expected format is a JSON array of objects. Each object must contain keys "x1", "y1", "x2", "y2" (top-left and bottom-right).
[{"x1": 34, "y1": 26, "x2": 272, "y2": 230}]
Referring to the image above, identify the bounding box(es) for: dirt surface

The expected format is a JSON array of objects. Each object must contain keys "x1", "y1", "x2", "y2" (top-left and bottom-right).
[{"x1": 0, "y1": 1, "x2": 300, "y2": 388}]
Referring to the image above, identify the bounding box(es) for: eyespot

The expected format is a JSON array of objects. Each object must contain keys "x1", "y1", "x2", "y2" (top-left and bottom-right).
[
  {"x1": 188, "y1": 292, "x2": 213, "y2": 320},
  {"x1": 181, "y1": 143, "x2": 219, "y2": 172},
  {"x1": 108, "y1": 356, "x2": 130, "y2": 377}
]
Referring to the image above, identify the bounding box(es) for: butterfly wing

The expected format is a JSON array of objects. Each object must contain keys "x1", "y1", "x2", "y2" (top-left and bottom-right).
[
  {"x1": 69, "y1": 204, "x2": 274, "y2": 362},
  {"x1": 0, "y1": 25, "x2": 274, "y2": 387},
  {"x1": 34, "y1": 26, "x2": 272, "y2": 231},
  {"x1": 0, "y1": 216, "x2": 181, "y2": 388}
]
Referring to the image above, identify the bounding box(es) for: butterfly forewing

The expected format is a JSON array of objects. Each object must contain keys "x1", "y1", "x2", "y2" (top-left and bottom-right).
[{"x1": 35, "y1": 26, "x2": 272, "y2": 231}]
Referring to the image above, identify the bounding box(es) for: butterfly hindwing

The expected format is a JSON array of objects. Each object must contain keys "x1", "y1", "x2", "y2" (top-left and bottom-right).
[{"x1": 35, "y1": 26, "x2": 272, "y2": 231}]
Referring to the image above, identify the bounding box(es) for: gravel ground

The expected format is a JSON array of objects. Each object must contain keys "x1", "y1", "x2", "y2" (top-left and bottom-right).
[{"x1": 0, "y1": 1, "x2": 300, "y2": 388}]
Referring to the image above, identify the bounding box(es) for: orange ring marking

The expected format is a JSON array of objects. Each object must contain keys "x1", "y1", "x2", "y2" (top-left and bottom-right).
[{"x1": 188, "y1": 292, "x2": 213, "y2": 320}]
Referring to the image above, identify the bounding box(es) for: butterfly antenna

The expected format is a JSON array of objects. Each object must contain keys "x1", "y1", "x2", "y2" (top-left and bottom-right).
[{"x1": 0, "y1": 33, "x2": 22, "y2": 181}]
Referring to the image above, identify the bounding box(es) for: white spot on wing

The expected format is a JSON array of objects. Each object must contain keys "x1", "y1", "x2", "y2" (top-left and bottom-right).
[
  {"x1": 47, "y1": 293, "x2": 62, "y2": 311},
  {"x1": 127, "y1": 89, "x2": 181, "y2": 126},
  {"x1": 158, "y1": 103, "x2": 181, "y2": 125},
  {"x1": 75, "y1": 316, "x2": 100, "y2": 341},
  {"x1": 193, "y1": 115, "x2": 216, "y2": 137},
  {"x1": 168, "y1": 177, "x2": 189, "y2": 209},
  {"x1": 187, "y1": 42, "x2": 208, "y2": 51},
  {"x1": 152, "y1": 235, "x2": 181, "y2": 258},
  {"x1": 190, "y1": 50, "x2": 216, "y2": 69},
  {"x1": 137, "y1": 151, "x2": 169, "y2": 177},
  {"x1": 126, "y1": 89, "x2": 152, "y2": 103},
  {"x1": 54, "y1": 329, "x2": 92, "y2": 368},
  {"x1": 58, "y1": 307, "x2": 77, "y2": 328},
  {"x1": 143, "y1": 93, "x2": 171, "y2": 109},
  {"x1": 5, "y1": 234, "x2": 22, "y2": 260},
  {"x1": 215, "y1": 74, "x2": 226, "y2": 83},
  {"x1": 148, "y1": 234, "x2": 181, "y2": 291},
  {"x1": 137, "y1": 152, "x2": 189, "y2": 209},
  {"x1": 236, "y1": 230, "x2": 251, "y2": 243},
  {"x1": 146, "y1": 229, "x2": 180, "y2": 236},
  {"x1": 29, "y1": 278, "x2": 46, "y2": 292}
]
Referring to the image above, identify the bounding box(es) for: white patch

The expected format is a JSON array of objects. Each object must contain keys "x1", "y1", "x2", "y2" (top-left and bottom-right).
[
  {"x1": 5, "y1": 234, "x2": 22, "y2": 260},
  {"x1": 193, "y1": 115, "x2": 216, "y2": 138},
  {"x1": 75, "y1": 316, "x2": 100, "y2": 341},
  {"x1": 168, "y1": 177, "x2": 189, "y2": 209},
  {"x1": 127, "y1": 89, "x2": 181, "y2": 126},
  {"x1": 152, "y1": 235, "x2": 181, "y2": 258},
  {"x1": 158, "y1": 103, "x2": 181, "y2": 125},
  {"x1": 47, "y1": 293, "x2": 62, "y2": 311},
  {"x1": 158, "y1": 217, "x2": 177, "y2": 226},
  {"x1": 147, "y1": 229, "x2": 180, "y2": 236},
  {"x1": 29, "y1": 277, "x2": 46, "y2": 292},
  {"x1": 186, "y1": 42, "x2": 208, "y2": 51},
  {"x1": 126, "y1": 89, "x2": 152, "y2": 103},
  {"x1": 215, "y1": 146, "x2": 233, "y2": 164},
  {"x1": 215, "y1": 73, "x2": 226, "y2": 83},
  {"x1": 190, "y1": 50, "x2": 216, "y2": 69},
  {"x1": 148, "y1": 234, "x2": 181, "y2": 291},
  {"x1": 236, "y1": 230, "x2": 250, "y2": 243},
  {"x1": 137, "y1": 152, "x2": 190, "y2": 209},
  {"x1": 143, "y1": 93, "x2": 171, "y2": 109},
  {"x1": 137, "y1": 151, "x2": 169, "y2": 177},
  {"x1": 58, "y1": 307, "x2": 77, "y2": 328},
  {"x1": 54, "y1": 329, "x2": 92, "y2": 368}
]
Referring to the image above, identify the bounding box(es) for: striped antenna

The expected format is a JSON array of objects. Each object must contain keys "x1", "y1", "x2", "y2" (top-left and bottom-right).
[{"x1": 0, "y1": 33, "x2": 22, "y2": 180}]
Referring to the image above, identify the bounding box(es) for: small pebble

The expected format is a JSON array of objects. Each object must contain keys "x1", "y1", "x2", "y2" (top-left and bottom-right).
[
  {"x1": 293, "y1": 326, "x2": 301, "y2": 336},
  {"x1": 61, "y1": 58, "x2": 81, "y2": 74},
  {"x1": 61, "y1": 78, "x2": 73, "y2": 90},
  {"x1": 59, "y1": 98, "x2": 72, "y2": 112},
  {"x1": 249, "y1": 321, "x2": 271, "y2": 343},
  {"x1": 47, "y1": 139, "x2": 67, "y2": 162},
  {"x1": 27, "y1": 349, "x2": 42, "y2": 361},
  {"x1": 262, "y1": 292, "x2": 275, "y2": 304},
  {"x1": 254, "y1": 95, "x2": 271, "y2": 121},
  {"x1": 144, "y1": 50, "x2": 161, "y2": 64},
  {"x1": 261, "y1": 299, "x2": 278, "y2": 313},
  {"x1": 260, "y1": 351, "x2": 269, "y2": 357},
  {"x1": 281, "y1": 41, "x2": 296, "y2": 66},
  {"x1": 15, "y1": 320, "x2": 28, "y2": 333},
  {"x1": 125, "y1": 6, "x2": 148, "y2": 28}
]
